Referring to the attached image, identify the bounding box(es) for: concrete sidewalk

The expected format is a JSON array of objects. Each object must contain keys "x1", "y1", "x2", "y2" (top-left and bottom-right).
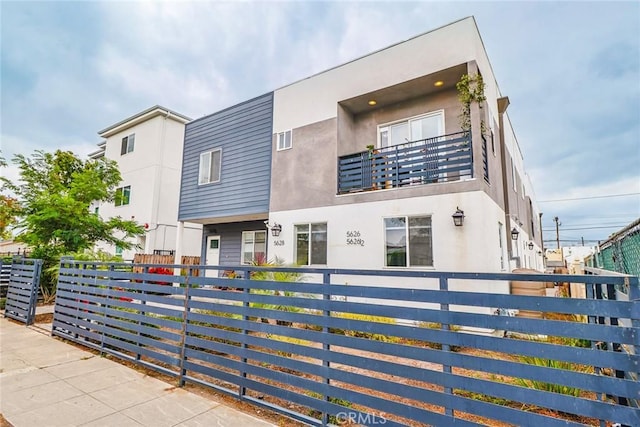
[{"x1": 0, "y1": 319, "x2": 275, "y2": 427}]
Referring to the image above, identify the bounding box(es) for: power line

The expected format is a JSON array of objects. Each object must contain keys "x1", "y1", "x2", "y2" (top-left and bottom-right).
[
  {"x1": 538, "y1": 193, "x2": 640, "y2": 203},
  {"x1": 543, "y1": 225, "x2": 627, "y2": 231}
]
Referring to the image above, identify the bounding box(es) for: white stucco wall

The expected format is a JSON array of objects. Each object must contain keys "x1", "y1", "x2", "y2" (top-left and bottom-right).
[
  {"x1": 273, "y1": 17, "x2": 494, "y2": 134},
  {"x1": 93, "y1": 112, "x2": 202, "y2": 259}
]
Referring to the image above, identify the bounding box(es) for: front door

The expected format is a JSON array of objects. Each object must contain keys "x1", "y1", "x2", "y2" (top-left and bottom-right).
[{"x1": 205, "y1": 235, "x2": 220, "y2": 278}]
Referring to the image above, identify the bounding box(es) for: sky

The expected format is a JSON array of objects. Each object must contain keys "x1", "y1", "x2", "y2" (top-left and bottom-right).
[{"x1": 1, "y1": 1, "x2": 639, "y2": 247}]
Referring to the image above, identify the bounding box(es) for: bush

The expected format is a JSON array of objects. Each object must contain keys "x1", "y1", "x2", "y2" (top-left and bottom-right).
[
  {"x1": 515, "y1": 356, "x2": 592, "y2": 396},
  {"x1": 331, "y1": 312, "x2": 397, "y2": 342}
]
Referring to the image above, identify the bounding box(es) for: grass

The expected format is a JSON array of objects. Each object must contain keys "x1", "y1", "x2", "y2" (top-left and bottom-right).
[
  {"x1": 515, "y1": 356, "x2": 592, "y2": 396},
  {"x1": 331, "y1": 312, "x2": 398, "y2": 342}
]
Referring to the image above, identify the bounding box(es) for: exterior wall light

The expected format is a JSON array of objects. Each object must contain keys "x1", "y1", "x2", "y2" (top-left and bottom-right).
[
  {"x1": 452, "y1": 207, "x2": 465, "y2": 227},
  {"x1": 528, "y1": 242, "x2": 534, "y2": 250},
  {"x1": 264, "y1": 221, "x2": 282, "y2": 237},
  {"x1": 510, "y1": 227, "x2": 520, "y2": 241}
]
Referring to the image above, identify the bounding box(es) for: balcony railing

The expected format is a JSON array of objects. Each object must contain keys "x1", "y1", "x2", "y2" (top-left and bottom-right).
[{"x1": 338, "y1": 131, "x2": 473, "y2": 194}]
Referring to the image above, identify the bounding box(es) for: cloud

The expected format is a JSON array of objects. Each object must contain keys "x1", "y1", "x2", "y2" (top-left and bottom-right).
[{"x1": 1, "y1": 1, "x2": 638, "y2": 246}]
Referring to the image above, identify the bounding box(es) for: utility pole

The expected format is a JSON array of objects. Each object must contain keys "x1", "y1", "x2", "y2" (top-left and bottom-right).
[{"x1": 553, "y1": 216, "x2": 560, "y2": 249}]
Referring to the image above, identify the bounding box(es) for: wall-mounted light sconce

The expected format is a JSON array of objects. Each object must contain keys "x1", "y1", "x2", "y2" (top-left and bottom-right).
[
  {"x1": 264, "y1": 221, "x2": 282, "y2": 237},
  {"x1": 528, "y1": 241, "x2": 534, "y2": 250},
  {"x1": 452, "y1": 207, "x2": 465, "y2": 227},
  {"x1": 510, "y1": 227, "x2": 520, "y2": 241}
]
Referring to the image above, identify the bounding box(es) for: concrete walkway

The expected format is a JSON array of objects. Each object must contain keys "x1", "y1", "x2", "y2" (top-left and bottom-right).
[{"x1": 0, "y1": 318, "x2": 275, "y2": 427}]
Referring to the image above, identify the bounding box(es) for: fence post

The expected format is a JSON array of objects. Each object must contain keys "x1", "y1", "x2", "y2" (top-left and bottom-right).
[
  {"x1": 440, "y1": 275, "x2": 453, "y2": 417},
  {"x1": 322, "y1": 272, "x2": 331, "y2": 427},
  {"x1": 26, "y1": 259, "x2": 43, "y2": 325},
  {"x1": 239, "y1": 266, "x2": 250, "y2": 399},
  {"x1": 178, "y1": 273, "x2": 190, "y2": 387}
]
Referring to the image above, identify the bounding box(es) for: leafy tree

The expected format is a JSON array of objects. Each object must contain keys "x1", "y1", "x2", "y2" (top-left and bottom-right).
[
  {"x1": 0, "y1": 195, "x2": 19, "y2": 239},
  {"x1": 5, "y1": 150, "x2": 144, "y2": 296}
]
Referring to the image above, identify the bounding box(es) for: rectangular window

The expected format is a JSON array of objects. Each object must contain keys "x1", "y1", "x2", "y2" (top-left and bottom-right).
[
  {"x1": 277, "y1": 130, "x2": 292, "y2": 151},
  {"x1": 241, "y1": 231, "x2": 266, "y2": 264},
  {"x1": 115, "y1": 185, "x2": 131, "y2": 206},
  {"x1": 295, "y1": 223, "x2": 327, "y2": 265},
  {"x1": 511, "y1": 161, "x2": 517, "y2": 192},
  {"x1": 498, "y1": 222, "x2": 505, "y2": 270},
  {"x1": 198, "y1": 149, "x2": 222, "y2": 185},
  {"x1": 384, "y1": 216, "x2": 433, "y2": 267},
  {"x1": 120, "y1": 133, "x2": 135, "y2": 155},
  {"x1": 115, "y1": 245, "x2": 123, "y2": 256},
  {"x1": 94, "y1": 206, "x2": 99, "y2": 215}
]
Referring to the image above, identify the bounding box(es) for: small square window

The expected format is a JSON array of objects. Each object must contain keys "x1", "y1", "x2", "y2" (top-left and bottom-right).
[
  {"x1": 277, "y1": 130, "x2": 292, "y2": 151},
  {"x1": 210, "y1": 239, "x2": 219, "y2": 249},
  {"x1": 121, "y1": 133, "x2": 135, "y2": 155},
  {"x1": 115, "y1": 185, "x2": 131, "y2": 206}
]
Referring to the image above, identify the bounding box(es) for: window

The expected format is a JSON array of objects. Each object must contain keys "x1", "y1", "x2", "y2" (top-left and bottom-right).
[
  {"x1": 115, "y1": 245, "x2": 123, "y2": 256},
  {"x1": 378, "y1": 111, "x2": 443, "y2": 148},
  {"x1": 94, "y1": 206, "x2": 99, "y2": 215},
  {"x1": 511, "y1": 161, "x2": 517, "y2": 192},
  {"x1": 490, "y1": 129, "x2": 495, "y2": 155},
  {"x1": 277, "y1": 130, "x2": 292, "y2": 151},
  {"x1": 121, "y1": 133, "x2": 135, "y2": 155},
  {"x1": 115, "y1": 185, "x2": 131, "y2": 206},
  {"x1": 384, "y1": 216, "x2": 433, "y2": 267},
  {"x1": 498, "y1": 222, "x2": 505, "y2": 270},
  {"x1": 242, "y1": 231, "x2": 266, "y2": 264},
  {"x1": 199, "y1": 149, "x2": 222, "y2": 185},
  {"x1": 295, "y1": 223, "x2": 327, "y2": 265}
]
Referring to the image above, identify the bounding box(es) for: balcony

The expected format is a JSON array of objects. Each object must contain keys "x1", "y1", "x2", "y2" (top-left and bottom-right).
[{"x1": 338, "y1": 131, "x2": 474, "y2": 194}]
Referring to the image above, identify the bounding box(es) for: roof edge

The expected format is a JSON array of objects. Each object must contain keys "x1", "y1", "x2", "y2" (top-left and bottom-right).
[{"x1": 98, "y1": 105, "x2": 192, "y2": 137}]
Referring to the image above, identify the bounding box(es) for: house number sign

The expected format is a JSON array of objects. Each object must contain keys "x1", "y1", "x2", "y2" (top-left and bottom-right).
[
  {"x1": 346, "y1": 230, "x2": 365, "y2": 246},
  {"x1": 273, "y1": 240, "x2": 285, "y2": 246}
]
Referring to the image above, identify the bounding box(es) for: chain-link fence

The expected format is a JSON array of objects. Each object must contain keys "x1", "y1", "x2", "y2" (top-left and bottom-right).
[{"x1": 586, "y1": 219, "x2": 640, "y2": 277}]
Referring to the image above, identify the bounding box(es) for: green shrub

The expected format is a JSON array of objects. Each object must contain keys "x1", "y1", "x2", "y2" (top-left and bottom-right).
[
  {"x1": 0, "y1": 297, "x2": 5, "y2": 310},
  {"x1": 331, "y1": 312, "x2": 397, "y2": 342},
  {"x1": 307, "y1": 391, "x2": 353, "y2": 424},
  {"x1": 515, "y1": 356, "x2": 592, "y2": 396}
]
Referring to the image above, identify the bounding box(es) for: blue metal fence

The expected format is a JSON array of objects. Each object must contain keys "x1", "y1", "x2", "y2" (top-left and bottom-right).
[
  {"x1": 3, "y1": 258, "x2": 43, "y2": 325},
  {"x1": 52, "y1": 260, "x2": 639, "y2": 426},
  {"x1": 337, "y1": 132, "x2": 473, "y2": 194},
  {"x1": 0, "y1": 259, "x2": 11, "y2": 298}
]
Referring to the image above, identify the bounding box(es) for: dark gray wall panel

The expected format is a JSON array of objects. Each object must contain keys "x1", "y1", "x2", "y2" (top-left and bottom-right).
[
  {"x1": 179, "y1": 93, "x2": 273, "y2": 221},
  {"x1": 202, "y1": 221, "x2": 267, "y2": 265}
]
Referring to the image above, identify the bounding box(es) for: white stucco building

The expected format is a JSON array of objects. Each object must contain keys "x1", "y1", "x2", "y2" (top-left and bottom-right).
[{"x1": 90, "y1": 106, "x2": 202, "y2": 260}]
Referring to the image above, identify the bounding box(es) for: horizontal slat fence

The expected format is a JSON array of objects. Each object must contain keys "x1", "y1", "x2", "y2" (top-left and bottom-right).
[
  {"x1": 0, "y1": 259, "x2": 11, "y2": 298},
  {"x1": 52, "y1": 260, "x2": 639, "y2": 426},
  {"x1": 3, "y1": 258, "x2": 43, "y2": 325}
]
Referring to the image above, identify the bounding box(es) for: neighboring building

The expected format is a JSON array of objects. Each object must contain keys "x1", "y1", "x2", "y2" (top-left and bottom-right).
[
  {"x1": 176, "y1": 17, "x2": 543, "y2": 290},
  {"x1": 90, "y1": 106, "x2": 202, "y2": 260}
]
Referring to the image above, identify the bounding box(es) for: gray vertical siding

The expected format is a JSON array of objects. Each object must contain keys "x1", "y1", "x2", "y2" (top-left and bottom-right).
[
  {"x1": 178, "y1": 93, "x2": 273, "y2": 221},
  {"x1": 202, "y1": 221, "x2": 267, "y2": 266}
]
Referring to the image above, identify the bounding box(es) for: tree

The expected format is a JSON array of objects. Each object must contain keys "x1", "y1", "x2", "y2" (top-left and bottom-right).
[{"x1": 5, "y1": 150, "x2": 144, "y2": 296}]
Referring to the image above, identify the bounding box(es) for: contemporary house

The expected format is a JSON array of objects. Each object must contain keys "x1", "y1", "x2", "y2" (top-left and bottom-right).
[
  {"x1": 90, "y1": 106, "x2": 202, "y2": 260},
  {"x1": 176, "y1": 17, "x2": 543, "y2": 288}
]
